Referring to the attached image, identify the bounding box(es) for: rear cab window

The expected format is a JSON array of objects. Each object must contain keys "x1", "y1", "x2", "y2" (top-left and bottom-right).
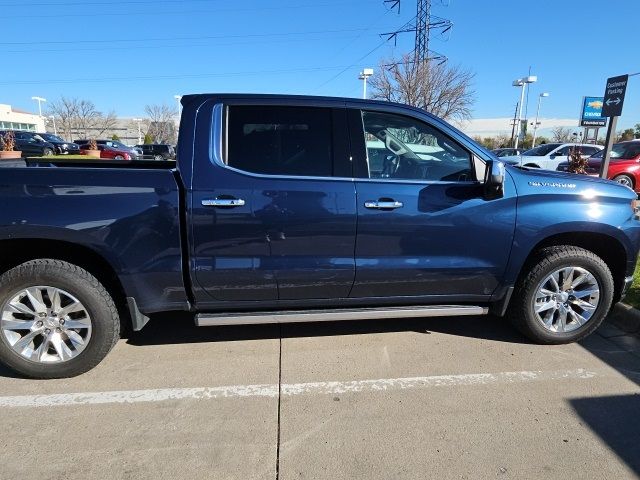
[{"x1": 225, "y1": 105, "x2": 334, "y2": 177}]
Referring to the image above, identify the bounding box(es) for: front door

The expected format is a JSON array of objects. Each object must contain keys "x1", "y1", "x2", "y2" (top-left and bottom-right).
[
  {"x1": 348, "y1": 107, "x2": 516, "y2": 300},
  {"x1": 190, "y1": 102, "x2": 356, "y2": 304}
]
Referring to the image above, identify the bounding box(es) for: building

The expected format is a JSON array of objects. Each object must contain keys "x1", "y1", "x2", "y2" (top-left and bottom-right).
[{"x1": 0, "y1": 104, "x2": 46, "y2": 132}]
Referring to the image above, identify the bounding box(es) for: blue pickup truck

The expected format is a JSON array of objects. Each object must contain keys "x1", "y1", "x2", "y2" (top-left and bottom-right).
[{"x1": 1, "y1": 94, "x2": 639, "y2": 378}]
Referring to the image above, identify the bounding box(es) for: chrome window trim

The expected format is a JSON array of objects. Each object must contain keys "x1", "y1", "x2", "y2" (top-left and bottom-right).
[
  {"x1": 209, "y1": 101, "x2": 485, "y2": 186},
  {"x1": 210, "y1": 102, "x2": 355, "y2": 183}
]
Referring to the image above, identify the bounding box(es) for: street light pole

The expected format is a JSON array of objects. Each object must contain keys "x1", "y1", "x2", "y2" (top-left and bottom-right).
[
  {"x1": 358, "y1": 68, "x2": 373, "y2": 99},
  {"x1": 512, "y1": 76, "x2": 537, "y2": 149},
  {"x1": 531, "y1": 92, "x2": 549, "y2": 148},
  {"x1": 174, "y1": 95, "x2": 182, "y2": 123},
  {"x1": 132, "y1": 118, "x2": 142, "y2": 144},
  {"x1": 31, "y1": 96, "x2": 47, "y2": 129}
]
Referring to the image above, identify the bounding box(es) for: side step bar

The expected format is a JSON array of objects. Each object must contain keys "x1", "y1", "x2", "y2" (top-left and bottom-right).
[{"x1": 195, "y1": 305, "x2": 488, "y2": 327}]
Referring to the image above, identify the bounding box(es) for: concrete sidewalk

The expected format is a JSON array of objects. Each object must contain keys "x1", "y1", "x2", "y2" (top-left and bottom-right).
[{"x1": 0, "y1": 314, "x2": 639, "y2": 479}]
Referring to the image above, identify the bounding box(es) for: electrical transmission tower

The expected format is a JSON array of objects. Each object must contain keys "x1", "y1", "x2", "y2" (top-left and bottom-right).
[{"x1": 382, "y1": 0, "x2": 452, "y2": 65}]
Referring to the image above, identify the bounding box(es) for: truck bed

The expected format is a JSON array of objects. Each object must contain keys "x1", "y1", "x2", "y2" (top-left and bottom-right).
[
  {"x1": 0, "y1": 164, "x2": 187, "y2": 313},
  {"x1": 0, "y1": 157, "x2": 177, "y2": 170}
]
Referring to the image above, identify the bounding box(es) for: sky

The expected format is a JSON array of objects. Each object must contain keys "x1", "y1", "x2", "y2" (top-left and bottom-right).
[{"x1": 2, "y1": 0, "x2": 639, "y2": 132}]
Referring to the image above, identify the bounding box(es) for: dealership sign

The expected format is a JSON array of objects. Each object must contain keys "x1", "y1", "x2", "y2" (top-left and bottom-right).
[{"x1": 579, "y1": 96, "x2": 607, "y2": 127}]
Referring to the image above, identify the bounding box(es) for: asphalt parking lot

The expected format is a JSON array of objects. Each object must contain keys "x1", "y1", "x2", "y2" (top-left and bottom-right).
[{"x1": 1, "y1": 313, "x2": 639, "y2": 480}]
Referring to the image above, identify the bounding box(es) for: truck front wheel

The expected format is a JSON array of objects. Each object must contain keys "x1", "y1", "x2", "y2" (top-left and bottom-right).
[
  {"x1": 0, "y1": 259, "x2": 120, "y2": 378},
  {"x1": 507, "y1": 246, "x2": 614, "y2": 344}
]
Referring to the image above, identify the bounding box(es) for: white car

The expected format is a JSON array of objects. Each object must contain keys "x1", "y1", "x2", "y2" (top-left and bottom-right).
[{"x1": 500, "y1": 143, "x2": 603, "y2": 170}]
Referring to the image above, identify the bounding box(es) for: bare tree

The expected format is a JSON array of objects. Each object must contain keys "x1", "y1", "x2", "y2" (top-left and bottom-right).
[
  {"x1": 550, "y1": 127, "x2": 573, "y2": 143},
  {"x1": 369, "y1": 55, "x2": 475, "y2": 122},
  {"x1": 47, "y1": 97, "x2": 117, "y2": 141},
  {"x1": 144, "y1": 104, "x2": 177, "y2": 144}
]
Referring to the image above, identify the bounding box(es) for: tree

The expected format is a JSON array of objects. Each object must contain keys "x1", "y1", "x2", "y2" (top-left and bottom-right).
[
  {"x1": 618, "y1": 128, "x2": 635, "y2": 141},
  {"x1": 370, "y1": 55, "x2": 475, "y2": 123},
  {"x1": 47, "y1": 97, "x2": 117, "y2": 141},
  {"x1": 143, "y1": 133, "x2": 153, "y2": 144},
  {"x1": 111, "y1": 134, "x2": 120, "y2": 141},
  {"x1": 635, "y1": 123, "x2": 640, "y2": 139},
  {"x1": 550, "y1": 127, "x2": 573, "y2": 143},
  {"x1": 144, "y1": 104, "x2": 177, "y2": 144}
]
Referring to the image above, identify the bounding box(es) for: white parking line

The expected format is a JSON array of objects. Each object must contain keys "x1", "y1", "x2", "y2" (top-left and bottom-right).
[{"x1": 0, "y1": 368, "x2": 597, "y2": 408}]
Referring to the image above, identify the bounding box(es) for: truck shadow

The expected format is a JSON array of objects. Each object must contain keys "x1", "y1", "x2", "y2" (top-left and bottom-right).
[
  {"x1": 126, "y1": 311, "x2": 529, "y2": 346},
  {"x1": 570, "y1": 329, "x2": 640, "y2": 476}
]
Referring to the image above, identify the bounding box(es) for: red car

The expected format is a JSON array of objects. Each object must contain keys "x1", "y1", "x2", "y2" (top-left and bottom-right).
[
  {"x1": 557, "y1": 141, "x2": 640, "y2": 191},
  {"x1": 79, "y1": 144, "x2": 131, "y2": 160}
]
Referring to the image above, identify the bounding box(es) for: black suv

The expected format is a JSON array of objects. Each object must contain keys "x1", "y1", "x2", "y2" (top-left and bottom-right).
[
  {"x1": 36, "y1": 133, "x2": 80, "y2": 155},
  {"x1": 0, "y1": 130, "x2": 55, "y2": 156},
  {"x1": 135, "y1": 144, "x2": 176, "y2": 160}
]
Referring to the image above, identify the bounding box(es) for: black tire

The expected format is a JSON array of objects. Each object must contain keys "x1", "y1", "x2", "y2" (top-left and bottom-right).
[
  {"x1": 0, "y1": 259, "x2": 120, "y2": 378},
  {"x1": 42, "y1": 148, "x2": 53, "y2": 156},
  {"x1": 114, "y1": 155, "x2": 124, "y2": 160},
  {"x1": 612, "y1": 174, "x2": 634, "y2": 190},
  {"x1": 153, "y1": 154, "x2": 163, "y2": 161},
  {"x1": 506, "y1": 246, "x2": 614, "y2": 344}
]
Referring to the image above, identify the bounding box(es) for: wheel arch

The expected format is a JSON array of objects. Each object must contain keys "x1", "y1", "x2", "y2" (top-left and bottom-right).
[
  {"x1": 521, "y1": 231, "x2": 627, "y2": 302},
  {"x1": 0, "y1": 238, "x2": 132, "y2": 331}
]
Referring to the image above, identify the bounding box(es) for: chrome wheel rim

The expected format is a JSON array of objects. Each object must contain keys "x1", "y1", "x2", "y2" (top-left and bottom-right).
[
  {"x1": 532, "y1": 267, "x2": 600, "y2": 333},
  {"x1": 1, "y1": 286, "x2": 92, "y2": 363},
  {"x1": 615, "y1": 176, "x2": 632, "y2": 188}
]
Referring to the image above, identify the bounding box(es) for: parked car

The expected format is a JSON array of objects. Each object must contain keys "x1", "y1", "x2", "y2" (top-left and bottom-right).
[
  {"x1": 35, "y1": 133, "x2": 80, "y2": 155},
  {"x1": 79, "y1": 143, "x2": 131, "y2": 160},
  {"x1": 0, "y1": 94, "x2": 639, "y2": 378},
  {"x1": 135, "y1": 143, "x2": 176, "y2": 160},
  {"x1": 492, "y1": 147, "x2": 524, "y2": 157},
  {"x1": 75, "y1": 139, "x2": 139, "y2": 159},
  {"x1": 500, "y1": 143, "x2": 603, "y2": 170},
  {"x1": 0, "y1": 130, "x2": 55, "y2": 156},
  {"x1": 556, "y1": 141, "x2": 640, "y2": 191}
]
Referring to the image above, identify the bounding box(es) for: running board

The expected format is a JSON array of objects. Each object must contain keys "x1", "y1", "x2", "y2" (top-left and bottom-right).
[{"x1": 195, "y1": 305, "x2": 488, "y2": 326}]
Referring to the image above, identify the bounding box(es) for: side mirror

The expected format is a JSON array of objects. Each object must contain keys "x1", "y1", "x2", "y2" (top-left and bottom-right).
[{"x1": 483, "y1": 160, "x2": 505, "y2": 200}]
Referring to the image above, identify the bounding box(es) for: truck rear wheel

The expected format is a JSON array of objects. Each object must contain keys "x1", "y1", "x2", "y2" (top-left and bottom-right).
[
  {"x1": 506, "y1": 246, "x2": 613, "y2": 344},
  {"x1": 0, "y1": 259, "x2": 120, "y2": 378}
]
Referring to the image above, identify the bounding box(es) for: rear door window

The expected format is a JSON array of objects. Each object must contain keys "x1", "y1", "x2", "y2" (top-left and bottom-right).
[{"x1": 226, "y1": 105, "x2": 333, "y2": 177}]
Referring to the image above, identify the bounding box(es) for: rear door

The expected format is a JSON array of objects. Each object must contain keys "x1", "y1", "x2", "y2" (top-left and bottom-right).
[
  {"x1": 347, "y1": 106, "x2": 516, "y2": 300},
  {"x1": 14, "y1": 132, "x2": 35, "y2": 155},
  {"x1": 190, "y1": 100, "x2": 356, "y2": 303}
]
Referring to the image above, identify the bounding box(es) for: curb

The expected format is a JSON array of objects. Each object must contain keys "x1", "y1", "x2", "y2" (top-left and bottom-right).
[{"x1": 606, "y1": 302, "x2": 640, "y2": 334}]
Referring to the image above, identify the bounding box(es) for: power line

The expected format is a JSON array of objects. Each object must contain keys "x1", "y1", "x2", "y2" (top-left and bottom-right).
[
  {"x1": 0, "y1": 65, "x2": 359, "y2": 86},
  {"x1": 313, "y1": 39, "x2": 390, "y2": 91},
  {"x1": 4, "y1": 34, "x2": 370, "y2": 55},
  {"x1": 5, "y1": 0, "x2": 220, "y2": 6},
  {"x1": 3, "y1": 0, "x2": 378, "y2": 18},
  {"x1": 0, "y1": 28, "x2": 373, "y2": 46},
  {"x1": 312, "y1": 2, "x2": 400, "y2": 92}
]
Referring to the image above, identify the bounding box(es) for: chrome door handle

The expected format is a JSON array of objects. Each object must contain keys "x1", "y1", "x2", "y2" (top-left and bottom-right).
[
  {"x1": 202, "y1": 198, "x2": 246, "y2": 207},
  {"x1": 364, "y1": 200, "x2": 403, "y2": 210}
]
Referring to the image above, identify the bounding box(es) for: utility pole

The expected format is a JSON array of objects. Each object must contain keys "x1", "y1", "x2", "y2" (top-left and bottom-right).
[
  {"x1": 531, "y1": 92, "x2": 549, "y2": 148},
  {"x1": 49, "y1": 115, "x2": 57, "y2": 135},
  {"x1": 510, "y1": 103, "x2": 519, "y2": 148},
  {"x1": 380, "y1": 0, "x2": 452, "y2": 65},
  {"x1": 358, "y1": 69, "x2": 374, "y2": 98},
  {"x1": 132, "y1": 118, "x2": 143, "y2": 144}
]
